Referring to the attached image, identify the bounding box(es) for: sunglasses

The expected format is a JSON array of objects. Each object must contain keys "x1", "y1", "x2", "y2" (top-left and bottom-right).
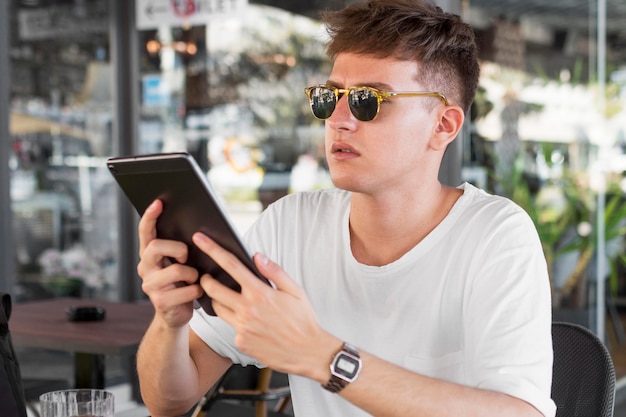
[{"x1": 304, "y1": 84, "x2": 448, "y2": 122}]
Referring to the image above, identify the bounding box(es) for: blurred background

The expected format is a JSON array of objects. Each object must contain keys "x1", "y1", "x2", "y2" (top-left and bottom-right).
[
  {"x1": 3, "y1": 1, "x2": 626, "y2": 414},
  {"x1": 1, "y1": 0, "x2": 626, "y2": 340}
]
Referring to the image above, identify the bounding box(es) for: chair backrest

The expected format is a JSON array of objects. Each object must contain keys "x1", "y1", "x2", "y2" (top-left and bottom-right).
[
  {"x1": 0, "y1": 292, "x2": 28, "y2": 417},
  {"x1": 191, "y1": 365, "x2": 291, "y2": 417},
  {"x1": 551, "y1": 321, "x2": 616, "y2": 417}
]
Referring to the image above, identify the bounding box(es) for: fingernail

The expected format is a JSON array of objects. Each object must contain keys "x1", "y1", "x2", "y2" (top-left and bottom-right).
[
  {"x1": 193, "y1": 232, "x2": 207, "y2": 243},
  {"x1": 257, "y1": 253, "x2": 269, "y2": 266}
]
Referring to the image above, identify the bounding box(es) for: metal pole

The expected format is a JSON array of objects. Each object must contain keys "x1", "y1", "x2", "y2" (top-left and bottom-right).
[
  {"x1": 435, "y1": 0, "x2": 463, "y2": 186},
  {"x1": 110, "y1": 0, "x2": 141, "y2": 301},
  {"x1": 0, "y1": 1, "x2": 16, "y2": 293},
  {"x1": 595, "y1": 0, "x2": 607, "y2": 342}
]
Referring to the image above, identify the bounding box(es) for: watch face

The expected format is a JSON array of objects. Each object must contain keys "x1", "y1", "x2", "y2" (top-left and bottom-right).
[{"x1": 335, "y1": 353, "x2": 360, "y2": 379}]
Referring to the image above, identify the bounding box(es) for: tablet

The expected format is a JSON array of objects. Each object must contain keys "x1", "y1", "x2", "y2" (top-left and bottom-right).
[{"x1": 106, "y1": 152, "x2": 270, "y2": 316}]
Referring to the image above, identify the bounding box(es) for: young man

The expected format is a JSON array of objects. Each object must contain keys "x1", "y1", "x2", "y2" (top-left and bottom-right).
[{"x1": 136, "y1": 1, "x2": 556, "y2": 416}]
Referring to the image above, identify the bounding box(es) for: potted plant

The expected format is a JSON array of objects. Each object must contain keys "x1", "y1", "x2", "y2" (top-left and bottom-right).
[
  {"x1": 503, "y1": 164, "x2": 626, "y2": 327},
  {"x1": 37, "y1": 246, "x2": 105, "y2": 298}
]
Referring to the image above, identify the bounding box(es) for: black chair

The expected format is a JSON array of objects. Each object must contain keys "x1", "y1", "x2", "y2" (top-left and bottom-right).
[
  {"x1": 191, "y1": 365, "x2": 291, "y2": 417},
  {"x1": 0, "y1": 292, "x2": 70, "y2": 417},
  {"x1": 551, "y1": 321, "x2": 616, "y2": 417}
]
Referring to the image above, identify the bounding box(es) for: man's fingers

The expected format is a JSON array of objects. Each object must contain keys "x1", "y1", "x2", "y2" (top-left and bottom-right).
[
  {"x1": 253, "y1": 253, "x2": 303, "y2": 296},
  {"x1": 199, "y1": 275, "x2": 239, "y2": 312},
  {"x1": 137, "y1": 239, "x2": 189, "y2": 276},
  {"x1": 192, "y1": 232, "x2": 266, "y2": 290},
  {"x1": 149, "y1": 279, "x2": 204, "y2": 310},
  {"x1": 140, "y1": 262, "x2": 199, "y2": 292},
  {"x1": 138, "y1": 199, "x2": 162, "y2": 254}
]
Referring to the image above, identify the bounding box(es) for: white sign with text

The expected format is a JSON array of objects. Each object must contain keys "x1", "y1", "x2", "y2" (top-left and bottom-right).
[{"x1": 136, "y1": 0, "x2": 248, "y2": 30}]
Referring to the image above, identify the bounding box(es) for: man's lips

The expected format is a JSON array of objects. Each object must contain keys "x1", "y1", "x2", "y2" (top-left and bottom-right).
[{"x1": 330, "y1": 142, "x2": 359, "y2": 156}]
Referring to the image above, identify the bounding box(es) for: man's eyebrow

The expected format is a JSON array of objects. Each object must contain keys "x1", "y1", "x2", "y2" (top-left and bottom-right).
[
  {"x1": 363, "y1": 82, "x2": 393, "y2": 91},
  {"x1": 325, "y1": 80, "x2": 394, "y2": 90}
]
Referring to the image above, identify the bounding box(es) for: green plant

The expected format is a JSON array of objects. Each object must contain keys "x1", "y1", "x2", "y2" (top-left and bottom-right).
[
  {"x1": 560, "y1": 188, "x2": 626, "y2": 302},
  {"x1": 509, "y1": 172, "x2": 580, "y2": 304},
  {"x1": 503, "y1": 165, "x2": 626, "y2": 307}
]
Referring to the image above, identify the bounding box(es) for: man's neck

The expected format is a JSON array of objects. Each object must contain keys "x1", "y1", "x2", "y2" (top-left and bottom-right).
[{"x1": 348, "y1": 184, "x2": 463, "y2": 266}]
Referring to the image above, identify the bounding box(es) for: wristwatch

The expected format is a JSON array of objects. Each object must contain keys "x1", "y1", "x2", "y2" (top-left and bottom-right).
[{"x1": 322, "y1": 342, "x2": 362, "y2": 393}]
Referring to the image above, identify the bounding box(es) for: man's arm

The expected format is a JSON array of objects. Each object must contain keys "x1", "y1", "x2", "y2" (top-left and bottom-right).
[
  {"x1": 137, "y1": 321, "x2": 231, "y2": 416},
  {"x1": 136, "y1": 199, "x2": 231, "y2": 416},
  {"x1": 327, "y1": 349, "x2": 543, "y2": 417}
]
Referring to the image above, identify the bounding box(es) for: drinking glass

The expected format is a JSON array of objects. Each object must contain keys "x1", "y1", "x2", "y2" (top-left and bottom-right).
[{"x1": 39, "y1": 389, "x2": 114, "y2": 417}]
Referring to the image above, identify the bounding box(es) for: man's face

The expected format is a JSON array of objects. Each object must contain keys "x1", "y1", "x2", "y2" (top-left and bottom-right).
[{"x1": 323, "y1": 53, "x2": 444, "y2": 196}]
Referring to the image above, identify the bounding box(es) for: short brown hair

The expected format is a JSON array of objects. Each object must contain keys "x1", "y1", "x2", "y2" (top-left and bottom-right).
[{"x1": 322, "y1": 0, "x2": 479, "y2": 113}]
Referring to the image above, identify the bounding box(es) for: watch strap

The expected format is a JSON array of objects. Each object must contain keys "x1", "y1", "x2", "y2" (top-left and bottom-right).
[
  {"x1": 322, "y1": 342, "x2": 360, "y2": 393},
  {"x1": 323, "y1": 373, "x2": 348, "y2": 393}
]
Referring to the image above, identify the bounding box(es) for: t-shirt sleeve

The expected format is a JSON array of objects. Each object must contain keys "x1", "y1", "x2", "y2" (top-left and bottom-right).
[
  {"x1": 465, "y1": 206, "x2": 556, "y2": 417},
  {"x1": 189, "y1": 307, "x2": 263, "y2": 367}
]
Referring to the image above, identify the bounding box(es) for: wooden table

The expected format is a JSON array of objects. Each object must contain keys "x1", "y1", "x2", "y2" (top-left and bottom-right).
[{"x1": 10, "y1": 297, "x2": 154, "y2": 401}]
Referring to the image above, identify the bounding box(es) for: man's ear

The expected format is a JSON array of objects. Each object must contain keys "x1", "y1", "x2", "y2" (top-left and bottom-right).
[{"x1": 430, "y1": 105, "x2": 465, "y2": 151}]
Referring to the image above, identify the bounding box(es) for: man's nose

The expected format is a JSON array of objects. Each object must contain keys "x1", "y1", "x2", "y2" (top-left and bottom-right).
[{"x1": 329, "y1": 92, "x2": 353, "y2": 121}]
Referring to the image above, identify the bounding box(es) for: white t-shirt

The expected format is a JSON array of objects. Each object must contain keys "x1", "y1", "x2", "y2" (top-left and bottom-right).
[{"x1": 190, "y1": 183, "x2": 557, "y2": 417}]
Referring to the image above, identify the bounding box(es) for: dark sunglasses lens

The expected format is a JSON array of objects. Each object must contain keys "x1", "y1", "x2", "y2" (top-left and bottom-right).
[
  {"x1": 348, "y1": 89, "x2": 379, "y2": 121},
  {"x1": 309, "y1": 87, "x2": 336, "y2": 119}
]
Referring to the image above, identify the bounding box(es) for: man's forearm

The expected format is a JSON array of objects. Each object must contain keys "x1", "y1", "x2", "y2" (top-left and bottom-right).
[
  {"x1": 137, "y1": 319, "x2": 202, "y2": 415},
  {"x1": 338, "y1": 351, "x2": 543, "y2": 417}
]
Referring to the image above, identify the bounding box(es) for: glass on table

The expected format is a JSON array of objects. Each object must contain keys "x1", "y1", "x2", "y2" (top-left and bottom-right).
[{"x1": 39, "y1": 389, "x2": 114, "y2": 417}]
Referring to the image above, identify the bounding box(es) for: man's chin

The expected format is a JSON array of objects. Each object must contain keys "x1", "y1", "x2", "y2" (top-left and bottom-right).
[{"x1": 330, "y1": 176, "x2": 360, "y2": 193}]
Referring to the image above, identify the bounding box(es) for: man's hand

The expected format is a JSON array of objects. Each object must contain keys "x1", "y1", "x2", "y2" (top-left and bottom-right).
[
  {"x1": 137, "y1": 199, "x2": 204, "y2": 328},
  {"x1": 136, "y1": 200, "x2": 230, "y2": 416},
  {"x1": 191, "y1": 232, "x2": 339, "y2": 380}
]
